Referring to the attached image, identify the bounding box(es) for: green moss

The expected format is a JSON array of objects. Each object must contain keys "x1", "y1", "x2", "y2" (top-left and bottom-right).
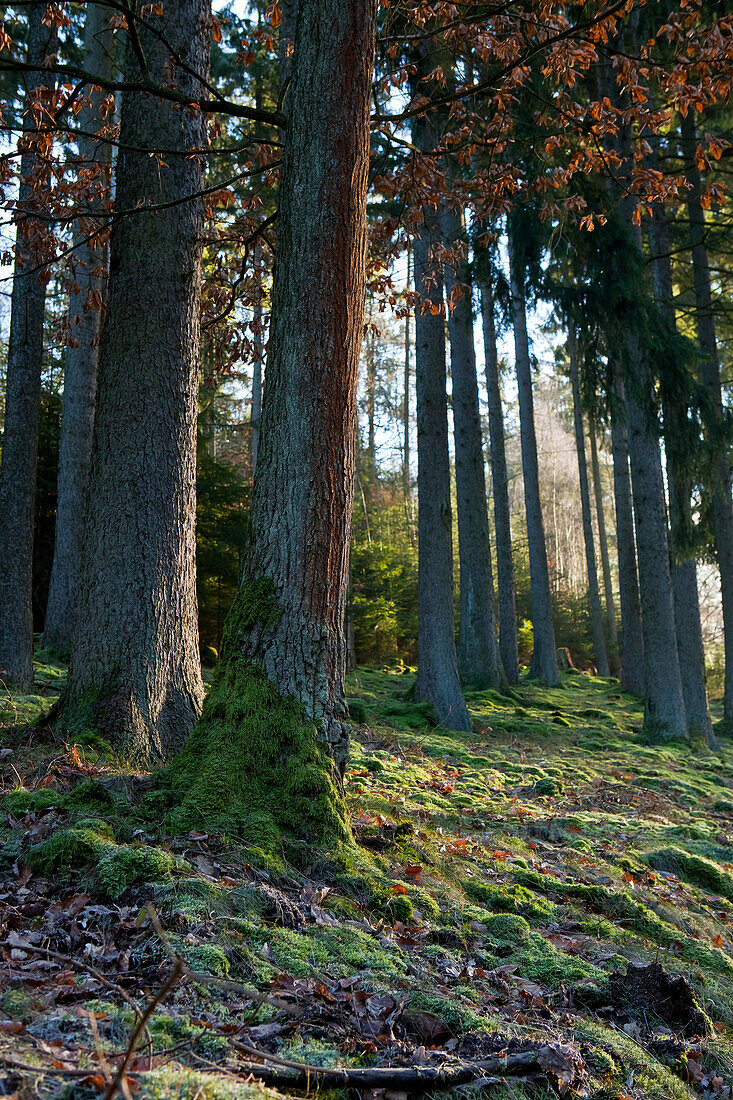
[
  {"x1": 406, "y1": 991, "x2": 489, "y2": 1034},
  {"x1": 97, "y1": 844, "x2": 180, "y2": 897},
  {"x1": 574, "y1": 1020, "x2": 691, "y2": 1099},
  {"x1": 1, "y1": 988, "x2": 35, "y2": 1020},
  {"x1": 3, "y1": 787, "x2": 67, "y2": 815},
  {"x1": 176, "y1": 941, "x2": 230, "y2": 977},
  {"x1": 66, "y1": 779, "x2": 116, "y2": 814},
  {"x1": 465, "y1": 880, "x2": 556, "y2": 922},
  {"x1": 534, "y1": 776, "x2": 564, "y2": 797},
  {"x1": 26, "y1": 820, "x2": 116, "y2": 873},
  {"x1": 386, "y1": 892, "x2": 413, "y2": 922},
  {"x1": 646, "y1": 846, "x2": 733, "y2": 901},
  {"x1": 510, "y1": 931, "x2": 602, "y2": 986},
  {"x1": 484, "y1": 913, "x2": 531, "y2": 944}
]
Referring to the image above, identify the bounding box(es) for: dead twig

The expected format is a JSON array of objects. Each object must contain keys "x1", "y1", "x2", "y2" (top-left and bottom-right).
[{"x1": 102, "y1": 960, "x2": 183, "y2": 1100}]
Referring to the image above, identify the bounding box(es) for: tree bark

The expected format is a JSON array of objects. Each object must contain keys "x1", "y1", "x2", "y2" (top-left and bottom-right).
[
  {"x1": 568, "y1": 328, "x2": 609, "y2": 677},
  {"x1": 443, "y1": 207, "x2": 503, "y2": 689},
  {"x1": 251, "y1": 242, "x2": 264, "y2": 474},
  {"x1": 411, "y1": 207, "x2": 470, "y2": 730},
  {"x1": 507, "y1": 226, "x2": 559, "y2": 685},
  {"x1": 479, "y1": 276, "x2": 520, "y2": 683},
  {"x1": 186, "y1": 0, "x2": 377, "y2": 804},
  {"x1": 609, "y1": 383, "x2": 645, "y2": 696},
  {"x1": 621, "y1": 341, "x2": 688, "y2": 737},
  {"x1": 648, "y1": 208, "x2": 712, "y2": 741},
  {"x1": 59, "y1": 0, "x2": 208, "y2": 760},
  {"x1": 44, "y1": 3, "x2": 114, "y2": 654},
  {"x1": 0, "y1": 5, "x2": 56, "y2": 689},
  {"x1": 681, "y1": 110, "x2": 733, "y2": 721},
  {"x1": 403, "y1": 246, "x2": 412, "y2": 510},
  {"x1": 587, "y1": 423, "x2": 619, "y2": 657}
]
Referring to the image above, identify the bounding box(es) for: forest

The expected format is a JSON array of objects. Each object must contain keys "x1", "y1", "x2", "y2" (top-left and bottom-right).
[{"x1": 0, "y1": 0, "x2": 732, "y2": 1097}]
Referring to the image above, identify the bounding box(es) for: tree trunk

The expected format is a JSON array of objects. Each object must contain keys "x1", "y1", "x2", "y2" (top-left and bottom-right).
[
  {"x1": 621, "y1": 343, "x2": 688, "y2": 738},
  {"x1": 365, "y1": 324, "x2": 377, "y2": 483},
  {"x1": 568, "y1": 328, "x2": 609, "y2": 676},
  {"x1": 43, "y1": 3, "x2": 113, "y2": 655},
  {"x1": 403, "y1": 246, "x2": 412, "y2": 510},
  {"x1": 0, "y1": 5, "x2": 56, "y2": 689},
  {"x1": 587, "y1": 424, "x2": 619, "y2": 657},
  {"x1": 443, "y1": 207, "x2": 503, "y2": 689},
  {"x1": 681, "y1": 111, "x2": 733, "y2": 721},
  {"x1": 648, "y1": 207, "x2": 712, "y2": 741},
  {"x1": 480, "y1": 275, "x2": 520, "y2": 683},
  {"x1": 609, "y1": 383, "x2": 645, "y2": 696},
  {"x1": 58, "y1": 0, "x2": 208, "y2": 759},
  {"x1": 167, "y1": 0, "x2": 378, "y2": 848},
  {"x1": 251, "y1": 242, "x2": 264, "y2": 474},
  {"x1": 411, "y1": 206, "x2": 470, "y2": 730},
  {"x1": 507, "y1": 227, "x2": 559, "y2": 685}
]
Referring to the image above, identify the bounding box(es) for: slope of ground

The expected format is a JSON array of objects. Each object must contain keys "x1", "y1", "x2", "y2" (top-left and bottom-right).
[{"x1": 2, "y1": 658, "x2": 733, "y2": 1099}]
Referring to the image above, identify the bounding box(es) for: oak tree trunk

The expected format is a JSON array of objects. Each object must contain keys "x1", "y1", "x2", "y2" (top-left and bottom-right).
[
  {"x1": 44, "y1": 3, "x2": 113, "y2": 654},
  {"x1": 59, "y1": 0, "x2": 208, "y2": 759},
  {"x1": 681, "y1": 111, "x2": 733, "y2": 721},
  {"x1": 508, "y1": 227, "x2": 559, "y2": 685},
  {"x1": 480, "y1": 276, "x2": 520, "y2": 683},
  {"x1": 0, "y1": 5, "x2": 56, "y2": 689},
  {"x1": 443, "y1": 208, "x2": 503, "y2": 689},
  {"x1": 568, "y1": 329, "x2": 609, "y2": 677},
  {"x1": 609, "y1": 382, "x2": 645, "y2": 696}
]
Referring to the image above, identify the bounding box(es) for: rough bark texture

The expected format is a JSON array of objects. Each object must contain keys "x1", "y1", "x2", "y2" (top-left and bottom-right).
[
  {"x1": 649, "y1": 209, "x2": 712, "y2": 741},
  {"x1": 480, "y1": 277, "x2": 520, "y2": 683},
  {"x1": 588, "y1": 424, "x2": 619, "y2": 657},
  {"x1": 411, "y1": 207, "x2": 470, "y2": 730},
  {"x1": 251, "y1": 243, "x2": 264, "y2": 473},
  {"x1": 208, "y1": 0, "x2": 377, "y2": 772},
  {"x1": 681, "y1": 111, "x2": 733, "y2": 721},
  {"x1": 44, "y1": 3, "x2": 113, "y2": 654},
  {"x1": 59, "y1": 0, "x2": 208, "y2": 759},
  {"x1": 568, "y1": 329, "x2": 609, "y2": 677},
  {"x1": 0, "y1": 6, "x2": 56, "y2": 689},
  {"x1": 621, "y1": 343, "x2": 688, "y2": 738},
  {"x1": 443, "y1": 208, "x2": 503, "y2": 689},
  {"x1": 609, "y1": 384, "x2": 645, "y2": 696},
  {"x1": 508, "y1": 229, "x2": 558, "y2": 685},
  {"x1": 403, "y1": 247, "x2": 412, "y2": 510}
]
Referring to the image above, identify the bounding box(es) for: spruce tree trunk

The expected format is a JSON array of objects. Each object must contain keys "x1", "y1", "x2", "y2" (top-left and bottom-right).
[
  {"x1": 621, "y1": 343, "x2": 688, "y2": 738},
  {"x1": 609, "y1": 384, "x2": 645, "y2": 696},
  {"x1": 568, "y1": 329, "x2": 609, "y2": 676},
  {"x1": 480, "y1": 277, "x2": 520, "y2": 683},
  {"x1": 588, "y1": 425, "x2": 619, "y2": 656},
  {"x1": 507, "y1": 228, "x2": 558, "y2": 685},
  {"x1": 443, "y1": 208, "x2": 503, "y2": 689},
  {"x1": 403, "y1": 247, "x2": 412, "y2": 510},
  {"x1": 681, "y1": 111, "x2": 733, "y2": 721},
  {"x1": 0, "y1": 5, "x2": 56, "y2": 689},
  {"x1": 412, "y1": 208, "x2": 470, "y2": 730},
  {"x1": 59, "y1": 0, "x2": 208, "y2": 759},
  {"x1": 170, "y1": 0, "x2": 378, "y2": 847},
  {"x1": 44, "y1": 3, "x2": 113, "y2": 654},
  {"x1": 649, "y1": 209, "x2": 712, "y2": 741},
  {"x1": 251, "y1": 243, "x2": 264, "y2": 474}
]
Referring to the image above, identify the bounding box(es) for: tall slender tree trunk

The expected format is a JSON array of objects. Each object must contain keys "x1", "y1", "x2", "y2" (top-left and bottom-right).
[
  {"x1": 568, "y1": 328, "x2": 609, "y2": 676},
  {"x1": 620, "y1": 339, "x2": 688, "y2": 737},
  {"x1": 251, "y1": 242, "x2": 264, "y2": 474},
  {"x1": 58, "y1": 0, "x2": 208, "y2": 759},
  {"x1": 403, "y1": 246, "x2": 412, "y2": 509},
  {"x1": 507, "y1": 226, "x2": 558, "y2": 685},
  {"x1": 480, "y1": 275, "x2": 520, "y2": 683},
  {"x1": 681, "y1": 111, "x2": 733, "y2": 722},
  {"x1": 588, "y1": 424, "x2": 619, "y2": 656},
  {"x1": 443, "y1": 208, "x2": 503, "y2": 689},
  {"x1": 609, "y1": 383, "x2": 645, "y2": 696},
  {"x1": 648, "y1": 208, "x2": 712, "y2": 741},
  {"x1": 0, "y1": 5, "x2": 57, "y2": 689},
  {"x1": 44, "y1": 3, "x2": 113, "y2": 654},
  {"x1": 365, "y1": 325, "x2": 377, "y2": 483},
  {"x1": 412, "y1": 206, "x2": 470, "y2": 729},
  {"x1": 169, "y1": 0, "x2": 378, "y2": 848}
]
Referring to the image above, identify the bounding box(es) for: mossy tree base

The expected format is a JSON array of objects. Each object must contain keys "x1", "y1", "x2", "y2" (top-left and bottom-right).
[{"x1": 165, "y1": 657, "x2": 351, "y2": 856}]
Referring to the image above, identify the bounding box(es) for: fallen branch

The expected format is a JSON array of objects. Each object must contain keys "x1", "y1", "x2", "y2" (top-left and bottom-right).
[
  {"x1": 224, "y1": 1043, "x2": 584, "y2": 1093},
  {"x1": 0, "y1": 1054, "x2": 140, "y2": 1080}
]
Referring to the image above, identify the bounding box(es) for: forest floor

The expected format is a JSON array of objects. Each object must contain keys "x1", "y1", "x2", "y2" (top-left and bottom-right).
[{"x1": 2, "y1": 660, "x2": 733, "y2": 1099}]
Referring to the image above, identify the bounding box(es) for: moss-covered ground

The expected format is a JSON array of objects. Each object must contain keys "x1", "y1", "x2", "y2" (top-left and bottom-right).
[{"x1": 3, "y1": 661, "x2": 733, "y2": 1098}]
